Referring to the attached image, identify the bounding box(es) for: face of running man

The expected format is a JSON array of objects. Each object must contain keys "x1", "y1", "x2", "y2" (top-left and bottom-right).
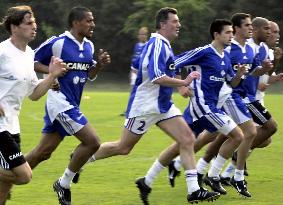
[
  {"x1": 218, "y1": 25, "x2": 234, "y2": 46},
  {"x1": 239, "y1": 17, "x2": 253, "y2": 39},
  {"x1": 76, "y1": 11, "x2": 95, "y2": 39},
  {"x1": 13, "y1": 13, "x2": 37, "y2": 42},
  {"x1": 160, "y1": 12, "x2": 181, "y2": 41},
  {"x1": 256, "y1": 21, "x2": 271, "y2": 42}
]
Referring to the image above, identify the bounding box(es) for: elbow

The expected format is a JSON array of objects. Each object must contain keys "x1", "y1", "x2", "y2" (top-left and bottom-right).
[{"x1": 28, "y1": 95, "x2": 40, "y2": 101}]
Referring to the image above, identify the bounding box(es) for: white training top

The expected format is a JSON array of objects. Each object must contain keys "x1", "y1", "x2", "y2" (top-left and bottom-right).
[{"x1": 0, "y1": 39, "x2": 39, "y2": 134}]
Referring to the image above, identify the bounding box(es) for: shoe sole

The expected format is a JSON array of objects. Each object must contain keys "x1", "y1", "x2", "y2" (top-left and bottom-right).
[{"x1": 188, "y1": 193, "x2": 221, "y2": 204}]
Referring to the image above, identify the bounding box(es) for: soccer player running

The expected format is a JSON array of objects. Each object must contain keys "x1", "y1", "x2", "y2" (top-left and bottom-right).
[
  {"x1": 24, "y1": 7, "x2": 110, "y2": 205},
  {"x1": 85, "y1": 7, "x2": 219, "y2": 204},
  {"x1": 220, "y1": 18, "x2": 280, "y2": 187},
  {"x1": 0, "y1": 5, "x2": 67, "y2": 205},
  {"x1": 136, "y1": 18, "x2": 248, "y2": 201}
]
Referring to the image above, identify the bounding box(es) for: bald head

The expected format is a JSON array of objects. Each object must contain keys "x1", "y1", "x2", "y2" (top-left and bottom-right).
[
  {"x1": 252, "y1": 17, "x2": 269, "y2": 28},
  {"x1": 252, "y1": 17, "x2": 271, "y2": 43}
]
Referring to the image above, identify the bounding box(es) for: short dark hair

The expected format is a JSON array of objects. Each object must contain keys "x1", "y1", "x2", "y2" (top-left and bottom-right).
[
  {"x1": 210, "y1": 19, "x2": 232, "y2": 39},
  {"x1": 68, "y1": 6, "x2": 91, "y2": 28},
  {"x1": 1, "y1": 5, "x2": 33, "y2": 34},
  {"x1": 231, "y1": 13, "x2": 251, "y2": 33},
  {"x1": 155, "y1": 7, "x2": 177, "y2": 29}
]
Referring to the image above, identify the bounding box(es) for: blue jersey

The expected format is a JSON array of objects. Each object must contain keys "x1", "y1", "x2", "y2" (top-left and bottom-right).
[
  {"x1": 131, "y1": 42, "x2": 146, "y2": 70},
  {"x1": 225, "y1": 39, "x2": 260, "y2": 98},
  {"x1": 243, "y1": 39, "x2": 269, "y2": 102},
  {"x1": 126, "y1": 33, "x2": 176, "y2": 118},
  {"x1": 175, "y1": 44, "x2": 235, "y2": 122},
  {"x1": 35, "y1": 31, "x2": 95, "y2": 122}
]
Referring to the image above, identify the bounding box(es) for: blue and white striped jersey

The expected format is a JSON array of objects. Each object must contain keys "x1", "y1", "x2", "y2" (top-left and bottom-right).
[
  {"x1": 34, "y1": 31, "x2": 96, "y2": 122},
  {"x1": 243, "y1": 38, "x2": 269, "y2": 103},
  {"x1": 126, "y1": 33, "x2": 176, "y2": 118},
  {"x1": 175, "y1": 44, "x2": 235, "y2": 123},
  {"x1": 225, "y1": 39, "x2": 260, "y2": 98},
  {"x1": 131, "y1": 42, "x2": 146, "y2": 70}
]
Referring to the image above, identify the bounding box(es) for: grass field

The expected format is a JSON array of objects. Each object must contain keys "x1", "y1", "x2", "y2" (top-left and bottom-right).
[{"x1": 8, "y1": 91, "x2": 283, "y2": 205}]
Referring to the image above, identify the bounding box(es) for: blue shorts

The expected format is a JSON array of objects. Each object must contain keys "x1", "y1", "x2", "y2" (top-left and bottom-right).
[
  {"x1": 42, "y1": 107, "x2": 88, "y2": 138},
  {"x1": 222, "y1": 94, "x2": 252, "y2": 125},
  {"x1": 188, "y1": 111, "x2": 237, "y2": 136}
]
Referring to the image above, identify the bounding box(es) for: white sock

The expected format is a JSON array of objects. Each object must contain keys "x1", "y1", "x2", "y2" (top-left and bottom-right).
[
  {"x1": 144, "y1": 159, "x2": 165, "y2": 187},
  {"x1": 174, "y1": 156, "x2": 182, "y2": 171},
  {"x1": 196, "y1": 158, "x2": 209, "y2": 174},
  {"x1": 221, "y1": 162, "x2": 236, "y2": 178},
  {"x1": 185, "y1": 169, "x2": 200, "y2": 194},
  {"x1": 208, "y1": 154, "x2": 227, "y2": 179},
  {"x1": 234, "y1": 169, "x2": 244, "y2": 181},
  {"x1": 59, "y1": 168, "x2": 76, "y2": 188}
]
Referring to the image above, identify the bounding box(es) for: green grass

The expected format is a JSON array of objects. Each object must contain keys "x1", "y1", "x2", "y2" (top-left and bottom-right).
[{"x1": 8, "y1": 92, "x2": 283, "y2": 205}]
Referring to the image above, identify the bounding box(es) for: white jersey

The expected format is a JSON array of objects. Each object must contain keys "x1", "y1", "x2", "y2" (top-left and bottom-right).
[
  {"x1": 256, "y1": 49, "x2": 274, "y2": 104},
  {"x1": 0, "y1": 39, "x2": 39, "y2": 134},
  {"x1": 126, "y1": 33, "x2": 176, "y2": 118}
]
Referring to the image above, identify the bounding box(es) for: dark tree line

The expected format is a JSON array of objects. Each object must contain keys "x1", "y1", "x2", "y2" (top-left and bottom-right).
[{"x1": 1, "y1": 0, "x2": 282, "y2": 75}]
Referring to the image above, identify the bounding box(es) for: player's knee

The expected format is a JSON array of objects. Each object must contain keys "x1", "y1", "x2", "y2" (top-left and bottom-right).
[
  {"x1": 179, "y1": 134, "x2": 196, "y2": 149},
  {"x1": 268, "y1": 120, "x2": 277, "y2": 135},
  {"x1": 17, "y1": 171, "x2": 32, "y2": 185},
  {"x1": 244, "y1": 128, "x2": 257, "y2": 141}
]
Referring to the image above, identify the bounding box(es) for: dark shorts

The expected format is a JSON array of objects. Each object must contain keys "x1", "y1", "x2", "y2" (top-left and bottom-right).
[
  {"x1": 0, "y1": 131, "x2": 26, "y2": 170},
  {"x1": 246, "y1": 100, "x2": 272, "y2": 125}
]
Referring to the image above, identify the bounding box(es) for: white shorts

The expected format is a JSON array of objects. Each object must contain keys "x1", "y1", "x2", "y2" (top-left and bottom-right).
[{"x1": 124, "y1": 104, "x2": 182, "y2": 135}]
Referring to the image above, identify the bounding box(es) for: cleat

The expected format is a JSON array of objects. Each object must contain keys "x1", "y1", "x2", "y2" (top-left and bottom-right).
[
  {"x1": 197, "y1": 173, "x2": 204, "y2": 187},
  {"x1": 135, "y1": 177, "x2": 151, "y2": 205},
  {"x1": 53, "y1": 179, "x2": 71, "y2": 205},
  {"x1": 230, "y1": 177, "x2": 251, "y2": 197},
  {"x1": 70, "y1": 152, "x2": 83, "y2": 184},
  {"x1": 203, "y1": 175, "x2": 227, "y2": 195},
  {"x1": 168, "y1": 160, "x2": 181, "y2": 187},
  {"x1": 220, "y1": 176, "x2": 231, "y2": 186},
  {"x1": 187, "y1": 187, "x2": 220, "y2": 204}
]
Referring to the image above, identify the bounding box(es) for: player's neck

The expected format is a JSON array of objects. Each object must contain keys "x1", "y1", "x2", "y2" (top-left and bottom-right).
[
  {"x1": 234, "y1": 35, "x2": 246, "y2": 46},
  {"x1": 70, "y1": 30, "x2": 84, "y2": 43},
  {"x1": 252, "y1": 36, "x2": 261, "y2": 45},
  {"x1": 211, "y1": 41, "x2": 224, "y2": 54},
  {"x1": 10, "y1": 36, "x2": 28, "y2": 51}
]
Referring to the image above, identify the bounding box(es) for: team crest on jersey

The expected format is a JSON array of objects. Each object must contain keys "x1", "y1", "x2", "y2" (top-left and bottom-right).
[
  {"x1": 73, "y1": 76, "x2": 80, "y2": 84},
  {"x1": 221, "y1": 61, "x2": 225, "y2": 65}
]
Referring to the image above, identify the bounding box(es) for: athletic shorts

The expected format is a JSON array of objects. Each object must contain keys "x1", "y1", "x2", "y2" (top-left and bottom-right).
[
  {"x1": 0, "y1": 131, "x2": 26, "y2": 170},
  {"x1": 246, "y1": 100, "x2": 271, "y2": 125},
  {"x1": 42, "y1": 107, "x2": 88, "y2": 138},
  {"x1": 222, "y1": 95, "x2": 252, "y2": 125},
  {"x1": 189, "y1": 110, "x2": 237, "y2": 136},
  {"x1": 124, "y1": 104, "x2": 182, "y2": 135}
]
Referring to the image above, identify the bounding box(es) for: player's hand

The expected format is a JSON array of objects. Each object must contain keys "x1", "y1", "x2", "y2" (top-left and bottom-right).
[
  {"x1": 48, "y1": 56, "x2": 67, "y2": 77},
  {"x1": 261, "y1": 60, "x2": 274, "y2": 72},
  {"x1": 0, "y1": 105, "x2": 4, "y2": 117},
  {"x1": 177, "y1": 86, "x2": 194, "y2": 98},
  {"x1": 184, "y1": 71, "x2": 200, "y2": 85},
  {"x1": 275, "y1": 73, "x2": 283, "y2": 82},
  {"x1": 258, "y1": 82, "x2": 269, "y2": 91},
  {"x1": 97, "y1": 49, "x2": 111, "y2": 70},
  {"x1": 236, "y1": 64, "x2": 248, "y2": 77},
  {"x1": 274, "y1": 47, "x2": 283, "y2": 60}
]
